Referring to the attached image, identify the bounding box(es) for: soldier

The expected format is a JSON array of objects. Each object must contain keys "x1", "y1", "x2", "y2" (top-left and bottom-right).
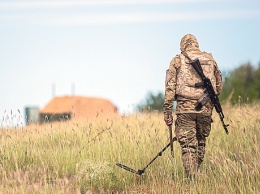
[{"x1": 163, "y1": 34, "x2": 223, "y2": 179}]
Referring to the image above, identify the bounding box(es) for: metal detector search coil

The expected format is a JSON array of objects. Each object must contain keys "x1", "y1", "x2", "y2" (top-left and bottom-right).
[{"x1": 116, "y1": 163, "x2": 145, "y2": 175}]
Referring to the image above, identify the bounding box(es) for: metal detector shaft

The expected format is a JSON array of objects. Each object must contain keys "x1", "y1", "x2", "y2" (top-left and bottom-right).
[
  {"x1": 116, "y1": 137, "x2": 178, "y2": 175},
  {"x1": 168, "y1": 125, "x2": 174, "y2": 158},
  {"x1": 141, "y1": 136, "x2": 177, "y2": 172}
]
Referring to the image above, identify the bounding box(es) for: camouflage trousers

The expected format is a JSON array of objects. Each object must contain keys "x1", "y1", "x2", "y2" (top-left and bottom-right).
[{"x1": 175, "y1": 113, "x2": 212, "y2": 176}]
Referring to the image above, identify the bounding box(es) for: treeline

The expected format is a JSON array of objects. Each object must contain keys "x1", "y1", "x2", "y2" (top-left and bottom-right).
[
  {"x1": 135, "y1": 91, "x2": 165, "y2": 112},
  {"x1": 219, "y1": 62, "x2": 260, "y2": 104},
  {"x1": 136, "y1": 62, "x2": 260, "y2": 112}
]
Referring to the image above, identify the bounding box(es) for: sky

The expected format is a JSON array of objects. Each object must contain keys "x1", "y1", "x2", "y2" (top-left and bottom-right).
[{"x1": 0, "y1": 0, "x2": 260, "y2": 125}]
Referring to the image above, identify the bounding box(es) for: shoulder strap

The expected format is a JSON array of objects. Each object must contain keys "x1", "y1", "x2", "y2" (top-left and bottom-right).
[{"x1": 181, "y1": 51, "x2": 193, "y2": 62}]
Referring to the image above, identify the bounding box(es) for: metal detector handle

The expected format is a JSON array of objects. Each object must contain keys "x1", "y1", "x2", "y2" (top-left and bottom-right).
[{"x1": 168, "y1": 125, "x2": 174, "y2": 158}]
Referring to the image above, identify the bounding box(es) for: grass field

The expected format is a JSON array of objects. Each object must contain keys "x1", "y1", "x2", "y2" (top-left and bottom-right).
[{"x1": 0, "y1": 103, "x2": 259, "y2": 194}]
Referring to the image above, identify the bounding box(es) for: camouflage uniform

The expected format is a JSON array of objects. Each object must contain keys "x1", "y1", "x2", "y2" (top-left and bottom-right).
[{"x1": 163, "y1": 34, "x2": 223, "y2": 176}]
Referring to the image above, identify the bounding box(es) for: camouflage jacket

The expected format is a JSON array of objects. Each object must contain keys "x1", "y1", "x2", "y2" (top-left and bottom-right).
[{"x1": 163, "y1": 34, "x2": 223, "y2": 115}]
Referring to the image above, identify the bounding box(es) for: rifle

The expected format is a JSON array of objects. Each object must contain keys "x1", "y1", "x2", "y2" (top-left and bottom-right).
[{"x1": 181, "y1": 51, "x2": 229, "y2": 134}]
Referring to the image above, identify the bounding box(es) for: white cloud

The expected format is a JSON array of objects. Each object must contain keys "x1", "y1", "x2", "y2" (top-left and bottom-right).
[
  {"x1": 1, "y1": 9, "x2": 259, "y2": 26},
  {"x1": 0, "y1": 0, "x2": 227, "y2": 9},
  {"x1": 0, "y1": 0, "x2": 259, "y2": 25},
  {"x1": 51, "y1": 10, "x2": 260, "y2": 25}
]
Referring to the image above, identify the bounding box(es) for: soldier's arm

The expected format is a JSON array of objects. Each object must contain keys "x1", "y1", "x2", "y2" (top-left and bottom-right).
[
  {"x1": 206, "y1": 52, "x2": 223, "y2": 96},
  {"x1": 214, "y1": 62, "x2": 223, "y2": 95},
  {"x1": 163, "y1": 56, "x2": 179, "y2": 114}
]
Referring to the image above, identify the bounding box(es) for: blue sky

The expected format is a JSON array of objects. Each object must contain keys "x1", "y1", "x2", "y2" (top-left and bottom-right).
[{"x1": 0, "y1": 0, "x2": 260, "y2": 125}]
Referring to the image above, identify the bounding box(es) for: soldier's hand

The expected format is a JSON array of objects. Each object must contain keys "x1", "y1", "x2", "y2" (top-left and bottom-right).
[{"x1": 164, "y1": 113, "x2": 173, "y2": 126}]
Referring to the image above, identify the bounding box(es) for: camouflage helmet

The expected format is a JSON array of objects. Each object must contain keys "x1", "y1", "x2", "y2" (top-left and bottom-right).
[{"x1": 180, "y1": 34, "x2": 199, "y2": 52}]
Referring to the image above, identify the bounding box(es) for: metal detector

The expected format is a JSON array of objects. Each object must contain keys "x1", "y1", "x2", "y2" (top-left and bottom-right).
[{"x1": 116, "y1": 137, "x2": 177, "y2": 175}]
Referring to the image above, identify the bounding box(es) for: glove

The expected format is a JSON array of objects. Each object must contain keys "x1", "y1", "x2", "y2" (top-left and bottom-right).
[{"x1": 164, "y1": 112, "x2": 173, "y2": 126}]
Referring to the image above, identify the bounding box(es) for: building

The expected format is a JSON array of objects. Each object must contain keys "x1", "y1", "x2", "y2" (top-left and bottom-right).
[
  {"x1": 39, "y1": 96, "x2": 119, "y2": 123},
  {"x1": 25, "y1": 107, "x2": 39, "y2": 124}
]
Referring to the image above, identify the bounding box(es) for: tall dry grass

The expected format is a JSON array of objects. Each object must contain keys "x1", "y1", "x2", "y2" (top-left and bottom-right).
[{"x1": 0, "y1": 103, "x2": 259, "y2": 193}]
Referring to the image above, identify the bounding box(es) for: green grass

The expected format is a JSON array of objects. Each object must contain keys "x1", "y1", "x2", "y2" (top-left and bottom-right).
[{"x1": 0, "y1": 104, "x2": 259, "y2": 193}]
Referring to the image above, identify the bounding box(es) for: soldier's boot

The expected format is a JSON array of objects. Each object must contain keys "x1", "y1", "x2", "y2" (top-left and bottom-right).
[
  {"x1": 197, "y1": 141, "x2": 206, "y2": 170},
  {"x1": 182, "y1": 152, "x2": 198, "y2": 180}
]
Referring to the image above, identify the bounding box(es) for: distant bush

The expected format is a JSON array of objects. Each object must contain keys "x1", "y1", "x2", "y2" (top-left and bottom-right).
[
  {"x1": 135, "y1": 91, "x2": 165, "y2": 112},
  {"x1": 220, "y1": 62, "x2": 260, "y2": 104}
]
